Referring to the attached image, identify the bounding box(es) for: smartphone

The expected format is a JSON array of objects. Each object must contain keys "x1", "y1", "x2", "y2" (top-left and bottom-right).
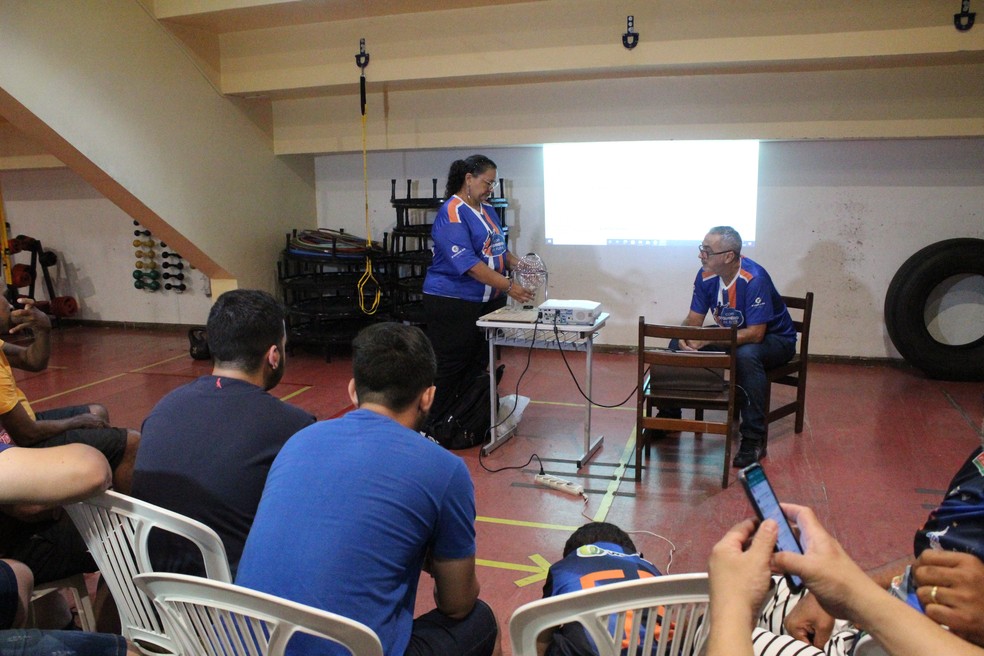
[{"x1": 738, "y1": 463, "x2": 805, "y2": 593}]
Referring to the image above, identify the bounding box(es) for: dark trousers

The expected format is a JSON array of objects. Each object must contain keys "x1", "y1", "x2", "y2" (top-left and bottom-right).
[
  {"x1": 663, "y1": 335, "x2": 795, "y2": 442},
  {"x1": 405, "y1": 599, "x2": 498, "y2": 656},
  {"x1": 423, "y1": 294, "x2": 505, "y2": 419}
]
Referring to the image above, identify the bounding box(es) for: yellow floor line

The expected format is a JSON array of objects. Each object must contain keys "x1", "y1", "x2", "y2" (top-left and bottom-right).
[
  {"x1": 477, "y1": 515, "x2": 580, "y2": 532},
  {"x1": 591, "y1": 428, "x2": 636, "y2": 522},
  {"x1": 32, "y1": 373, "x2": 128, "y2": 403},
  {"x1": 476, "y1": 554, "x2": 552, "y2": 587},
  {"x1": 529, "y1": 399, "x2": 633, "y2": 411},
  {"x1": 529, "y1": 400, "x2": 582, "y2": 408},
  {"x1": 129, "y1": 353, "x2": 189, "y2": 373},
  {"x1": 279, "y1": 386, "x2": 312, "y2": 402},
  {"x1": 33, "y1": 352, "x2": 195, "y2": 403}
]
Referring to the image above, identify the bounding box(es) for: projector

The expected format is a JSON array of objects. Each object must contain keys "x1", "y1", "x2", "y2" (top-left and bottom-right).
[{"x1": 537, "y1": 299, "x2": 602, "y2": 325}]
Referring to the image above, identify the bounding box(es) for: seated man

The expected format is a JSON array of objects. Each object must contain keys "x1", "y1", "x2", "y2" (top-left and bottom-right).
[
  {"x1": 131, "y1": 289, "x2": 315, "y2": 577},
  {"x1": 708, "y1": 504, "x2": 984, "y2": 656},
  {"x1": 0, "y1": 286, "x2": 139, "y2": 493},
  {"x1": 742, "y1": 445, "x2": 984, "y2": 656},
  {"x1": 539, "y1": 522, "x2": 662, "y2": 656},
  {"x1": 658, "y1": 226, "x2": 796, "y2": 467},
  {"x1": 0, "y1": 441, "x2": 139, "y2": 655},
  {"x1": 237, "y1": 322, "x2": 499, "y2": 656}
]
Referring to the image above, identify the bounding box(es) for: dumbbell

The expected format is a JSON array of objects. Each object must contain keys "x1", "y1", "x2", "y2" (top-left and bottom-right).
[
  {"x1": 38, "y1": 251, "x2": 57, "y2": 267},
  {"x1": 50, "y1": 296, "x2": 78, "y2": 317},
  {"x1": 165, "y1": 283, "x2": 186, "y2": 292},
  {"x1": 162, "y1": 272, "x2": 184, "y2": 281},
  {"x1": 10, "y1": 264, "x2": 33, "y2": 288},
  {"x1": 135, "y1": 260, "x2": 158, "y2": 270},
  {"x1": 162, "y1": 262, "x2": 184, "y2": 270},
  {"x1": 134, "y1": 279, "x2": 161, "y2": 291},
  {"x1": 161, "y1": 251, "x2": 182, "y2": 259},
  {"x1": 134, "y1": 249, "x2": 156, "y2": 259},
  {"x1": 132, "y1": 239, "x2": 155, "y2": 248},
  {"x1": 133, "y1": 269, "x2": 160, "y2": 280},
  {"x1": 133, "y1": 230, "x2": 151, "y2": 237},
  {"x1": 13, "y1": 235, "x2": 37, "y2": 250}
]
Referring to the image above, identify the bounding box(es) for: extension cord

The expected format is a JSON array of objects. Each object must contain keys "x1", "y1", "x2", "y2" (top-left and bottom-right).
[{"x1": 534, "y1": 473, "x2": 584, "y2": 496}]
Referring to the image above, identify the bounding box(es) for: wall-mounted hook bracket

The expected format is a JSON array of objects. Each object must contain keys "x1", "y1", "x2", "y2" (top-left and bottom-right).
[
  {"x1": 355, "y1": 38, "x2": 370, "y2": 116},
  {"x1": 355, "y1": 38, "x2": 370, "y2": 71},
  {"x1": 955, "y1": 0, "x2": 976, "y2": 31},
  {"x1": 622, "y1": 15, "x2": 639, "y2": 49}
]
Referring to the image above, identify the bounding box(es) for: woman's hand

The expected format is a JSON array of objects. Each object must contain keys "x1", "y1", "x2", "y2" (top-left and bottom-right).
[{"x1": 508, "y1": 282, "x2": 534, "y2": 304}]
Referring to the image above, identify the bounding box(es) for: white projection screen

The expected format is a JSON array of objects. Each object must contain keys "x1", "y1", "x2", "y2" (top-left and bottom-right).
[{"x1": 543, "y1": 140, "x2": 760, "y2": 246}]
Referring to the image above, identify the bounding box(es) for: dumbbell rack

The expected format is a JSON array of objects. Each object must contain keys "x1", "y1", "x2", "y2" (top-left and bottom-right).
[
  {"x1": 132, "y1": 221, "x2": 188, "y2": 293},
  {"x1": 4, "y1": 236, "x2": 78, "y2": 320}
]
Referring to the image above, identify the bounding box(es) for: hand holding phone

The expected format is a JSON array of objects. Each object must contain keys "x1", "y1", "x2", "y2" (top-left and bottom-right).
[{"x1": 739, "y1": 463, "x2": 805, "y2": 592}]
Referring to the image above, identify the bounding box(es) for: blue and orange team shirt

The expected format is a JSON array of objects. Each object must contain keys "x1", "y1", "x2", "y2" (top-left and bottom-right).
[
  {"x1": 424, "y1": 196, "x2": 507, "y2": 302},
  {"x1": 690, "y1": 256, "x2": 796, "y2": 340}
]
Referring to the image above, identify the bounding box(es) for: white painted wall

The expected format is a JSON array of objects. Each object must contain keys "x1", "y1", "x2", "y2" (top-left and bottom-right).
[
  {"x1": 0, "y1": 3, "x2": 316, "y2": 291},
  {"x1": 315, "y1": 138, "x2": 984, "y2": 357},
  {"x1": 0, "y1": 169, "x2": 213, "y2": 325}
]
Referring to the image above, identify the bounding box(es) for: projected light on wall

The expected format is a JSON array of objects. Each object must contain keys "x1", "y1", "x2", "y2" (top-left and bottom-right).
[{"x1": 543, "y1": 140, "x2": 760, "y2": 246}]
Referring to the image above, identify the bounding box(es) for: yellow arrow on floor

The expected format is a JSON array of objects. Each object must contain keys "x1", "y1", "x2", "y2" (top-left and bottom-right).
[{"x1": 476, "y1": 553, "x2": 552, "y2": 587}]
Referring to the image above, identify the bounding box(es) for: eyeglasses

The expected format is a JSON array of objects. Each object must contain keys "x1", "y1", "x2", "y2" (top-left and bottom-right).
[
  {"x1": 698, "y1": 245, "x2": 734, "y2": 257},
  {"x1": 475, "y1": 176, "x2": 498, "y2": 191}
]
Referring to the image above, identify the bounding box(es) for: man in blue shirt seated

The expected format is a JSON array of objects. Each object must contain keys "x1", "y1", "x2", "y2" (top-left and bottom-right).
[
  {"x1": 237, "y1": 322, "x2": 498, "y2": 656},
  {"x1": 658, "y1": 226, "x2": 796, "y2": 468}
]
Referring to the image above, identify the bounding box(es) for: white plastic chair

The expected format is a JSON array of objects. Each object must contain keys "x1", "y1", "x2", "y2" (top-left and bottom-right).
[
  {"x1": 64, "y1": 490, "x2": 232, "y2": 654},
  {"x1": 134, "y1": 572, "x2": 383, "y2": 656},
  {"x1": 853, "y1": 634, "x2": 889, "y2": 656},
  {"x1": 510, "y1": 573, "x2": 710, "y2": 656},
  {"x1": 28, "y1": 573, "x2": 96, "y2": 631}
]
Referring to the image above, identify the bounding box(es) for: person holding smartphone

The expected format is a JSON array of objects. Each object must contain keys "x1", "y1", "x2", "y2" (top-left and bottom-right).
[
  {"x1": 732, "y1": 447, "x2": 984, "y2": 656},
  {"x1": 707, "y1": 504, "x2": 984, "y2": 656}
]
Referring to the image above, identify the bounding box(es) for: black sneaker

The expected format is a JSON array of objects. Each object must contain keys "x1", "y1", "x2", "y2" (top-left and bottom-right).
[
  {"x1": 642, "y1": 427, "x2": 672, "y2": 442},
  {"x1": 732, "y1": 438, "x2": 767, "y2": 468},
  {"x1": 657, "y1": 407, "x2": 682, "y2": 420}
]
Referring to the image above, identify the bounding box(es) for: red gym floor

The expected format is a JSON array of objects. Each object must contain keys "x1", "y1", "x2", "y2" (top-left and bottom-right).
[{"x1": 20, "y1": 324, "x2": 984, "y2": 653}]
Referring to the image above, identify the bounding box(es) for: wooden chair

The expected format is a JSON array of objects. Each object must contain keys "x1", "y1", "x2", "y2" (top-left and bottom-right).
[
  {"x1": 135, "y1": 573, "x2": 383, "y2": 656},
  {"x1": 764, "y1": 292, "x2": 814, "y2": 440},
  {"x1": 636, "y1": 319, "x2": 739, "y2": 488},
  {"x1": 64, "y1": 490, "x2": 232, "y2": 655},
  {"x1": 509, "y1": 573, "x2": 709, "y2": 656}
]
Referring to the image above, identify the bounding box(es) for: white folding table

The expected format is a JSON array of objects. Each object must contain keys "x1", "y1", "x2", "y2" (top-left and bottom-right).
[{"x1": 475, "y1": 312, "x2": 609, "y2": 468}]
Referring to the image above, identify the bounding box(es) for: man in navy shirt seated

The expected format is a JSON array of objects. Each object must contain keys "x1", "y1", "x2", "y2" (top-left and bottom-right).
[{"x1": 131, "y1": 289, "x2": 315, "y2": 577}]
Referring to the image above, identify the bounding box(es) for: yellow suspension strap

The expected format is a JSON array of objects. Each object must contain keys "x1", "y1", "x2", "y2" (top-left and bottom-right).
[{"x1": 355, "y1": 38, "x2": 381, "y2": 315}]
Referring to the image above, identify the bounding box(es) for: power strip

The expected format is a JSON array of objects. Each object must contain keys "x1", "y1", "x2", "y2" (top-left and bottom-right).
[{"x1": 534, "y1": 473, "x2": 584, "y2": 497}]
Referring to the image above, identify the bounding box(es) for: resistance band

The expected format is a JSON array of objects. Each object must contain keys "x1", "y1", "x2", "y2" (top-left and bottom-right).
[{"x1": 355, "y1": 39, "x2": 381, "y2": 315}]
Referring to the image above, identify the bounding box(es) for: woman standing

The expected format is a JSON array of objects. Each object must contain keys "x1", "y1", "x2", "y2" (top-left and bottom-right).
[{"x1": 423, "y1": 154, "x2": 534, "y2": 420}]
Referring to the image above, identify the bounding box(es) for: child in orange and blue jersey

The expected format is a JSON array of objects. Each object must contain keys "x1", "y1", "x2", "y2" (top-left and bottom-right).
[{"x1": 541, "y1": 522, "x2": 662, "y2": 656}]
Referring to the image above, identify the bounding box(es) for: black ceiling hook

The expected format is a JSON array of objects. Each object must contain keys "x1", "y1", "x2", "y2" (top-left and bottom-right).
[
  {"x1": 355, "y1": 38, "x2": 370, "y2": 70},
  {"x1": 955, "y1": 0, "x2": 976, "y2": 31},
  {"x1": 622, "y1": 15, "x2": 639, "y2": 50},
  {"x1": 355, "y1": 38, "x2": 369, "y2": 116}
]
